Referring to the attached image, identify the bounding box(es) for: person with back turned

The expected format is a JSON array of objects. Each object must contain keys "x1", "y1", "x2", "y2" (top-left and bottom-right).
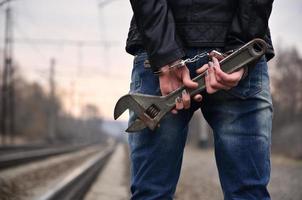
[{"x1": 125, "y1": 0, "x2": 274, "y2": 199}]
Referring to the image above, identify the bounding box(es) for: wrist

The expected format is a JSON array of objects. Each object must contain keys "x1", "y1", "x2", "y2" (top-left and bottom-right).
[
  {"x1": 154, "y1": 65, "x2": 168, "y2": 77},
  {"x1": 168, "y1": 59, "x2": 185, "y2": 69},
  {"x1": 154, "y1": 59, "x2": 185, "y2": 76}
]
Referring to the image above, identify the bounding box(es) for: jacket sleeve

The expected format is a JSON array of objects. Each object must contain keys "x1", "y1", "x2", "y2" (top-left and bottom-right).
[
  {"x1": 129, "y1": 0, "x2": 185, "y2": 71},
  {"x1": 225, "y1": 0, "x2": 274, "y2": 52}
]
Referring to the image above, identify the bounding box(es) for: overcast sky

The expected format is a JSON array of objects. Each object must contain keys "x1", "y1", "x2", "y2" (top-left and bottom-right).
[{"x1": 0, "y1": 0, "x2": 301, "y2": 120}]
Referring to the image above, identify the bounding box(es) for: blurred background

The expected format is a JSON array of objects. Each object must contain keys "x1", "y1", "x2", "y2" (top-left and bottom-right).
[{"x1": 0, "y1": 0, "x2": 301, "y2": 200}]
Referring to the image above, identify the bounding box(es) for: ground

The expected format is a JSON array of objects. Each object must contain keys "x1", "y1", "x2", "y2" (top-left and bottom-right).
[{"x1": 175, "y1": 146, "x2": 302, "y2": 200}]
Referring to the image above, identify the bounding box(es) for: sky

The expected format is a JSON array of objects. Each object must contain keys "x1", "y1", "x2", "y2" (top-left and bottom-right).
[{"x1": 0, "y1": 0, "x2": 301, "y2": 120}]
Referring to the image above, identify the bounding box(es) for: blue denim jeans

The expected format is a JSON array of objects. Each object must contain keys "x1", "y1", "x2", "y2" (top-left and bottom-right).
[{"x1": 128, "y1": 48, "x2": 273, "y2": 200}]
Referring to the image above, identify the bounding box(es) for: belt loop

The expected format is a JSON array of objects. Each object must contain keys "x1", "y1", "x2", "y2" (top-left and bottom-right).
[{"x1": 144, "y1": 59, "x2": 151, "y2": 69}]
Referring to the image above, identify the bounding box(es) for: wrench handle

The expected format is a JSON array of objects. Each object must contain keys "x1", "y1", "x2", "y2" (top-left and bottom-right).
[{"x1": 165, "y1": 38, "x2": 267, "y2": 106}]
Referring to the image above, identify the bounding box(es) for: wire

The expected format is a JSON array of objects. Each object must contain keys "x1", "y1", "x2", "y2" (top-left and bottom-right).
[
  {"x1": 12, "y1": 16, "x2": 50, "y2": 61},
  {"x1": 12, "y1": 37, "x2": 120, "y2": 47},
  {"x1": 98, "y1": 0, "x2": 121, "y2": 8}
]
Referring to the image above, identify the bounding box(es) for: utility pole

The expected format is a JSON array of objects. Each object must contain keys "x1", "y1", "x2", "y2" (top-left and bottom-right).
[
  {"x1": 0, "y1": 0, "x2": 11, "y2": 7},
  {"x1": 48, "y1": 58, "x2": 56, "y2": 142},
  {"x1": 74, "y1": 42, "x2": 82, "y2": 116},
  {"x1": 1, "y1": 1, "x2": 14, "y2": 144}
]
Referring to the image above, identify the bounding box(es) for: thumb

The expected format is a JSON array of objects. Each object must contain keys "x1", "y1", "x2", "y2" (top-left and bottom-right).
[{"x1": 182, "y1": 69, "x2": 198, "y2": 89}]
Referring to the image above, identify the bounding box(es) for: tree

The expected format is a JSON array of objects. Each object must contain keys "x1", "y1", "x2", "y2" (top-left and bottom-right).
[
  {"x1": 270, "y1": 46, "x2": 302, "y2": 158},
  {"x1": 272, "y1": 47, "x2": 302, "y2": 123}
]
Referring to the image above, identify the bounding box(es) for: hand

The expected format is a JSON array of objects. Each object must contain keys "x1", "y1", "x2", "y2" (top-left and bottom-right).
[
  {"x1": 196, "y1": 54, "x2": 244, "y2": 94},
  {"x1": 159, "y1": 64, "x2": 205, "y2": 114}
]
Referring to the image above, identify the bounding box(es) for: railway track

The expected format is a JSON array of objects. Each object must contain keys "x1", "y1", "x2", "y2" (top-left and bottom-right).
[
  {"x1": 0, "y1": 142, "x2": 117, "y2": 200},
  {"x1": 0, "y1": 144, "x2": 49, "y2": 152},
  {"x1": 36, "y1": 146, "x2": 114, "y2": 200},
  {"x1": 0, "y1": 144, "x2": 90, "y2": 170}
]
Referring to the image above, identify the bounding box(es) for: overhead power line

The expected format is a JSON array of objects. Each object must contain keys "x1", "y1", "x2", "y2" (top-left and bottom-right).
[
  {"x1": 98, "y1": 0, "x2": 120, "y2": 8},
  {"x1": 12, "y1": 37, "x2": 120, "y2": 47}
]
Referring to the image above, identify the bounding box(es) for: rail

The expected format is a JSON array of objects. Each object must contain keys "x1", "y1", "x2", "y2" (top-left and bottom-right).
[{"x1": 36, "y1": 146, "x2": 115, "y2": 200}]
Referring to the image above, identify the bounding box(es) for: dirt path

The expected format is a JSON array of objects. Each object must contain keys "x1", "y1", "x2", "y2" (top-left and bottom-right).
[{"x1": 175, "y1": 146, "x2": 302, "y2": 200}]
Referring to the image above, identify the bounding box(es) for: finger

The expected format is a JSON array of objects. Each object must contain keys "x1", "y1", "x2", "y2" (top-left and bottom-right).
[
  {"x1": 214, "y1": 64, "x2": 243, "y2": 86},
  {"x1": 208, "y1": 66, "x2": 231, "y2": 90},
  {"x1": 214, "y1": 68, "x2": 234, "y2": 87},
  {"x1": 171, "y1": 109, "x2": 178, "y2": 114},
  {"x1": 171, "y1": 79, "x2": 182, "y2": 91},
  {"x1": 209, "y1": 66, "x2": 233, "y2": 91},
  {"x1": 210, "y1": 72, "x2": 231, "y2": 91},
  {"x1": 208, "y1": 62, "x2": 219, "y2": 88},
  {"x1": 211, "y1": 57, "x2": 225, "y2": 83},
  {"x1": 205, "y1": 69, "x2": 218, "y2": 94},
  {"x1": 182, "y1": 90, "x2": 191, "y2": 109},
  {"x1": 182, "y1": 69, "x2": 198, "y2": 89},
  {"x1": 160, "y1": 84, "x2": 173, "y2": 96},
  {"x1": 210, "y1": 78, "x2": 231, "y2": 90},
  {"x1": 209, "y1": 51, "x2": 215, "y2": 57},
  {"x1": 209, "y1": 51, "x2": 225, "y2": 61},
  {"x1": 222, "y1": 69, "x2": 244, "y2": 87},
  {"x1": 213, "y1": 65, "x2": 236, "y2": 86},
  {"x1": 196, "y1": 64, "x2": 209, "y2": 74},
  {"x1": 212, "y1": 56, "x2": 220, "y2": 67},
  {"x1": 193, "y1": 94, "x2": 203, "y2": 102},
  {"x1": 211, "y1": 56, "x2": 225, "y2": 83},
  {"x1": 175, "y1": 96, "x2": 184, "y2": 111}
]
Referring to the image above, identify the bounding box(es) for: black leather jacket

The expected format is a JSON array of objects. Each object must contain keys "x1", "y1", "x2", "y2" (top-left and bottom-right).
[{"x1": 126, "y1": 0, "x2": 274, "y2": 72}]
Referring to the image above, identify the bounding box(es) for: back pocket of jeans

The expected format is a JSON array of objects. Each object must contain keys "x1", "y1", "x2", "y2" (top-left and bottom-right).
[{"x1": 226, "y1": 61, "x2": 263, "y2": 99}]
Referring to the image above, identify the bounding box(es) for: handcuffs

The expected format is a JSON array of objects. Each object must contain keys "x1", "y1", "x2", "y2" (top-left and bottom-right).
[{"x1": 152, "y1": 49, "x2": 248, "y2": 78}]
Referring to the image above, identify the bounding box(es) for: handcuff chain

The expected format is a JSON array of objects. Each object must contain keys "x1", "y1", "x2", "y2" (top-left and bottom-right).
[
  {"x1": 183, "y1": 51, "x2": 209, "y2": 64},
  {"x1": 158, "y1": 51, "x2": 210, "y2": 75}
]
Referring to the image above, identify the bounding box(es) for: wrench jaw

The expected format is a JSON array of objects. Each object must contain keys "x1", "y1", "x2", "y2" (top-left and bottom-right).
[
  {"x1": 130, "y1": 94, "x2": 168, "y2": 131},
  {"x1": 114, "y1": 93, "x2": 167, "y2": 132},
  {"x1": 126, "y1": 119, "x2": 147, "y2": 133},
  {"x1": 114, "y1": 94, "x2": 133, "y2": 120},
  {"x1": 126, "y1": 115, "x2": 162, "y2": 132}
]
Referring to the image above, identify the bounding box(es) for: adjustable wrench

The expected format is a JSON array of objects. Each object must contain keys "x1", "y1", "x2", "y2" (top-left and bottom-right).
[{"x1": 114, "y1": 38, "x2": 267, "y2": 132}]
